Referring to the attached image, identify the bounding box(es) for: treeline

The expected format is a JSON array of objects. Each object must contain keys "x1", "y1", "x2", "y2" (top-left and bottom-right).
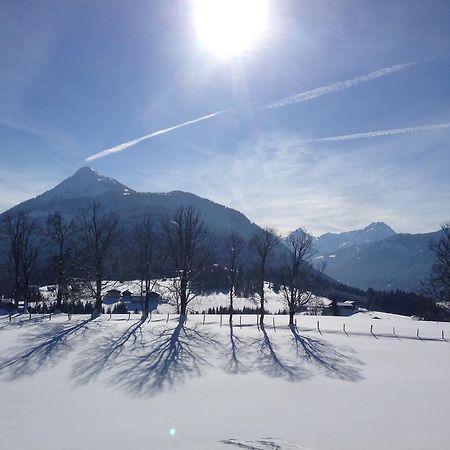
[
  {"x1": 1, "y1": 203, "x2": 447, "y2": 322},
  {"x1": 366, "y1": 288, "x2": 449, "y2": 321},
  {"x1": 0, "y1": 202, "x2": 327, "y2": 324}
]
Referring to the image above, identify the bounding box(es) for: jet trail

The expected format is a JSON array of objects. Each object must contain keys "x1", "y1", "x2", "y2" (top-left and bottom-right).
[
  {"x1": 85, "y1": 109, "x2": 229, "y2": 162},
  {"x1": 85, "y1": 62, "x2": 417, "y2": 161},
  {"x1": 262, "y1": 62, "x2": 416, "y2": 110},
  {"x1": 296, "y1": 122, "x2": 450, "y2": 145}
]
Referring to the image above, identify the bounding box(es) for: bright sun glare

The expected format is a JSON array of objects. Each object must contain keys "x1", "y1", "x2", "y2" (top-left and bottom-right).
[{"x1": 194, "y1": 0, "x2": 269, "y2": 58}]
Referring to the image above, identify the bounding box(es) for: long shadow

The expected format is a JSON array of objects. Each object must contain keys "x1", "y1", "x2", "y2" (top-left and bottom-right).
[
  {"x1": 0, "y1": 314, "x2": 51, "y2": 332},
  {"x1": 110, "y1": 318, "x2": 220, "y2": 396},
  {"x1": 224, "y1": 322, "x2": 250, "y2": 374},
  {"x1": 71, "y1": 319, "x2": 146, "y2": 385},
  {"x1": 289, "y1": 325, "x2": 363, "y2": 381},
  {"x1": 252, "y1": 325, "x2": 310, "y2": 382},
  {"x1": 0, "y1": 318, "x2": 97, "y2": 380}
]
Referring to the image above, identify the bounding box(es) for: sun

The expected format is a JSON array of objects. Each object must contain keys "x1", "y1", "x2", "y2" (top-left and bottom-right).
[{"x1": 193, "y1": 0, "x2": 269, "y2": 58}]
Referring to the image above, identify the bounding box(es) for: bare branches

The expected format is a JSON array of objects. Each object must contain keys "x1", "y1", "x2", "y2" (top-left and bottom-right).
[
  {"x1": 77, "y1": 201, "x2": 119, "y2": 317},
  {"x1": 280, "y1": 229, "x2": 315, "y2": 324},
  {"x1": 46, "y1": 212, "x2": 75, "y2": 309},
  {"x1": 250, "y1": 227, "x2": 280, "y2": 324},
  {"x1": 134, "y1": 215, "x2": 163, "y2": 318},
  {"x1": 1, "y1": 211, "x2": 39, "y2": 310},
  {"x1": 226, "y1": 233, "x2": 245, "y2": 322},
  {"x1": 162, "y1": 206, "x2": 215, "y2": 318}
]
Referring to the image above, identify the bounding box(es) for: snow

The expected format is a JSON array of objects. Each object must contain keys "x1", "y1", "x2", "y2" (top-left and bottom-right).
[
  {"x1": 39, "y1": 280, "x2": 298, "y2": 314},
  {"x1": 0, "y1": 310, "x2": 449, "y2": 449}
]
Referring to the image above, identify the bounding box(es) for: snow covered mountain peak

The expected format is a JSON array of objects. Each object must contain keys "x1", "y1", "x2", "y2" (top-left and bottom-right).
[
  {"x1": 308, "y1": 222, "x2": 397, "y2": 254},
  {"x1": 38, "y1": 166, "x2": 134, "y2": 202},
  {"x1": 363, "y1": 222, "x2": 396, "y2": 234}
]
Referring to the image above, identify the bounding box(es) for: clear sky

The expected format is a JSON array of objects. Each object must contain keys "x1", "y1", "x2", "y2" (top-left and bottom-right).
[{"x1": 1, "y1": 0, "x2": 449, "y2": 235}]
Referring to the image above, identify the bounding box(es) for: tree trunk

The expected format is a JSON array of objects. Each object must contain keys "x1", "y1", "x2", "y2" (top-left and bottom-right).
[
  {"x1": 289, "y1": 310, "x2": 295, "y2": 325},
  {"x1": 141, "y1": 292, "x2": 149, "y2": 319},
  {"x1": 259, "y1": 297, "x2": 265, "y2": 325},
  {"x1": 179, "y1": 275, "x2": 188, "y2": 321},
  {"x1": 229, "y1": 289, "x2": 234, "y2": 323},
  {"x1": 93, "y1": 278, "x2": 102, "y2": 317}
]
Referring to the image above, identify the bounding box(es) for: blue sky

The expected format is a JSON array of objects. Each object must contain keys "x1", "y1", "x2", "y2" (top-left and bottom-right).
[{"x1": 1, "y1": 0, "x2": 449, "y2": 235}]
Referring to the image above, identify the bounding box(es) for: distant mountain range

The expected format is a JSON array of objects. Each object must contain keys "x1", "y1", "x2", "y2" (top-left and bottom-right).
[
  {"x1": 1, "y1": 167, "x2": 442, "y2": 293},
  {"x1": 295, "y1": 223, "x2": 441, "y2": 293},
  {"x1": 313, "y1": 222, "x2": 397, "y2": 254}
]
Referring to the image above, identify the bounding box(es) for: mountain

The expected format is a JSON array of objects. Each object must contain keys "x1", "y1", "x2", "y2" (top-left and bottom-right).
[
  {"x1": 2, "y1": 167, "x2": 440, "y2": 294},
  {"x1": 314, "y1": 231, "x2": 441, "y2": 293},
  {"x1": 38, "y1": 166, "x2": 134, "y2": 200},
  {"x1": 313, "y1": 222, "x2": 397, "y2": 254},
  {"x1": 3, "y1": 167, "x2": 260, "y2": 240}
]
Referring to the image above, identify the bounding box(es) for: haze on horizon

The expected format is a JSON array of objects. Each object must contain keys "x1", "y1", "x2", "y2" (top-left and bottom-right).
[{"x1": 0, "y1": 0, "x2": 449, "y2": 235}]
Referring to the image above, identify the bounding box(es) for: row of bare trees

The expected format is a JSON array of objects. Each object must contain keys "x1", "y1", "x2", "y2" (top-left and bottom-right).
[{"x1": 1, "y1": 202, "x2": 319, "y2": 324}]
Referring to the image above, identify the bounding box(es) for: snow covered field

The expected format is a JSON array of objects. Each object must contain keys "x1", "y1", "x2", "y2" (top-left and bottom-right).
[{"x1": 0, "y1": 311, "x2": 449, "y2": 450}]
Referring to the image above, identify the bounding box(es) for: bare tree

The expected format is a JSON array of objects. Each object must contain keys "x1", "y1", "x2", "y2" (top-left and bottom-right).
[
  {"x1": 162, "y1": 206, "x2": 214, "y2": 320},
  {"x1": 47, "y1": 212, "x2": 75, "y2": 310},
  {"x1": 77, "y1": 201, "x2": 119, "y2": 318},
  {"x1": 1, "y1": 211, "x2": 38, "y2": 311},
  {"x1": 427, "y1": 221, "x2": 450, "y2": 302},
  {"x1": 250, "y1": 227, "x2": 280, "y2": 325},
  {"x1": 280, "y1": 229, "x2": 315, "y2": 325},
  {"x1": 226, "y1": 232, "x2": 245, "y2": 323},
  {"x1": 21, "y1": 218, "x2": 39, "y2": 311},
  {"x1": 134, "y1": 215, "x2": 162, "y2": 319}
]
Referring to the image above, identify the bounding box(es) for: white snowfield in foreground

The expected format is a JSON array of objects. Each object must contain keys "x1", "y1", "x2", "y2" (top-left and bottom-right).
[{"x1": 0, "y1": 312, "x2": 449, "y2": 450}]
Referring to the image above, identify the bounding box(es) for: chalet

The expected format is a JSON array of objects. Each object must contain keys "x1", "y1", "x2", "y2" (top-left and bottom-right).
[
  {"x1": 106, "y1": 289, "x2": 121, "y2": 298},
  {"x1": 121, "y1": 290, "x2": 134, "y2": 298},
  {"x1": 337, "y1": 300, "x2": 356, "y2": 316}
]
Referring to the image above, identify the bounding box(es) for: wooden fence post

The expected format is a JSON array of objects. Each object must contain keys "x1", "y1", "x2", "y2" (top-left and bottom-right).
[
  {"x1": 273, "y1": 317, "x2": 276, "y2": 331},
  {"x1": 442, "y1": 330, "x2": 445, "y2": 340},
  {"x1": 166, "y1": 313, "x2": 169, "y2": 323},
  {"x1": 220, "y1": 314, "x2": 223, "y2": 327},
  {"x1": 203, "y1": 313, "x2": 205, "y2": 325},
  {"x1": 239, "y1": 315, "x2": 242, "y2": 329}
]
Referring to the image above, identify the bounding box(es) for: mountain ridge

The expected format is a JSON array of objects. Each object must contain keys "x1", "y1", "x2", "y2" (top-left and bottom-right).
[{"x1": 1, "y1": 167, "x2": 441, "y2": 293}]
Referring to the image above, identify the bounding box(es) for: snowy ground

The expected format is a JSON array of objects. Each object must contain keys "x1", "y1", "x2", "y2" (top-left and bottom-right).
[
  {"x1": 0, "y1": 311, "x2": 449, "y2": 450},
  {"x1": 38, "y1": 280, "x2": 330, "y2": 314}
]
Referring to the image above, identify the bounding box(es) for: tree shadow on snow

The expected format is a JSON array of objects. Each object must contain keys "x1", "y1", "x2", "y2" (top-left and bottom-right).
[
  {"x1": 223, "y1": 322, "x2": 252, "y2": 374},
  {"x1": 109, "y1": 318, "x2": 220, "y2": 396},
  {"x1": 251, "y1": 325, "x2": 311, "y2": 382},
  {"x1": 0, "y1": 318, "x2": 99, "y2": 380},
  {"x1": 289, "y1": 325, "x2": 363, "y2": 382},
  {"x1": 0, "y1": 314, "x2": 53, "y2": 333},
  {"x1": 71, "y1": 318, "x2": 146, "y2": 385}
]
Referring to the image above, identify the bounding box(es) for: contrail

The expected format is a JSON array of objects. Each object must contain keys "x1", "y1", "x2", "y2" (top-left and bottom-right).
[
  {"x1": 86, "y1": 62, "x2": 416, "y2": 161},
  {"x1": 296, "y1": 122, "x2": 450, "y2": 145},
  {"x1": 85, "y1": 109, "x2": 229, "y2": 162},
  {"x1": 262, "y1": 62, "x2": 416, "y2": 110}
]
